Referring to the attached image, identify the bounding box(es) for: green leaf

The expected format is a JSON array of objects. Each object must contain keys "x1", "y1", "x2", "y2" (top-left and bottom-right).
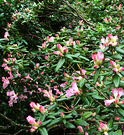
[
  {"x1": 75, "y1": 119, "x2": 88, "y2": 126},
  {"x1": 81, "y1": 96, "x2": 89, "y2": 105},
  {"x1": 65, "y1": 114, "x2": 73, "y2": 119},
  {"x1": 92, "y1": 95, "x2": 105, "y2": 100},
  {"x1": 55, "y1": 58, "x2": 65, "y2": 72},
  {"x1": 41, "y1": 112, "x2": 47, "y2": 122},
  {"x1": 47, "y1": 102, "x2": 57, "y2": 111},
  {"x1": 79, "y1": 78, "x2": 85, "y2": 88},
  {"x1": 109, "y1": 130, "x2": 122, "y2": 135},
  {"x1": 65, "y1": 54, "x2": 73, "y2": 60},
  {"x1": 113, "y1": 75, "x2": 120, "y2": 87},
  {"x1": 39, "y1": 128, "x2": 48, "y2": 135},
  {"x1": 117, "y1": 108, "x2": 124, "y2": 117},
  {"x1": 57, "y1": 98, "x2": 68, "y2": 101},
  {"x1": 101, "y1": 115, "x2": 109, "y2": 120},
  {"x1": 115, "y1": 47, "x2": 124, "y2": 55},
  {"x1": 101, "y1": 108, "x2": 112, "y2": 113},
  {"x1": 119, "y1": 81, "x2": 124, "y2": 88},
  {"x1": 96, "y1": 105, "x2": 100, "y2": 114},
  {"x1": 65, "y1": 122, "x2": 75, "y2": 129},
  {"x1": 42, "y1": 120, "x2": 51, "y2": 126},
  {"x1": 94, "y1": 68, "x2": 101, "y2": 84},
  {"x1": 82, "y1": 111, "x2": 93, "y2": 119},
  {"x1": 79, "y1": 56, "x2": 89, "y2": 61},
  {"x1": 107, "y1": 118, "x2": 113, "y2": 128},
  {"x1": 112, "y1": 54, "x2": 122, "y2": 60},
  {"x1": 72, "y1": 60, "x2": 82, "y2": 63},
  {"x1": 46, "y1": 117, "x2": 62, "y2": 128}
]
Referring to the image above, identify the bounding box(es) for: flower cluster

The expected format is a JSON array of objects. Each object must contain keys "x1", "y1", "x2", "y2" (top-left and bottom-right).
[
  {"x1": 53, "y1": 44, "x2": 68, "y2": 56},
  {"x1": 26, "y1": 115, "x2": 42, "y2": 132},
  {"x1": 65, "y1": 81, "x2": 81, "y2": 98},
  {"x1": 104, "y1": 88, "x2": 124, "y2": 107},
  {"x1": 100, "y1": 34, "x2": 119, "y2": 49},
  {"x1": 92, "y1": 52, "x2": 104, "y2": 68},
  {"x1": 98, "y1": 122, "x2": 109, "y2": 135},
  {"x1": 30, "y1": 102, "x2": 47, "y2": 114},
  {"x1": 7, "y1": 90, "x2": 18, "y2": 106},
  {"x1": 110, "y1": 60, "x2": 124, "y2": 73}
]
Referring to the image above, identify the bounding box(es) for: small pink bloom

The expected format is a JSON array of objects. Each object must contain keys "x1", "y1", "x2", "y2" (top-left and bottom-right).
[
  {"x1": 115, "y1": 117, "x2": 120, "y2": 121},
  {"x1": 60, "y1": 112, "x2": 64, "y2": 117},
  {"x1": 26, "y1": 116, "x2": 36, "y2": 125},
  {"x1": 36, "y1": 63, "x2": 39, "y2": 68},
  {"x1": 104, "y1": 88, "x2": 124, "y2": 106},
  {"x1": 4, "y1": 31, "x2": 9, "y2": 39},
  {"x1": 78, "y1": 126, "x2": 83, "y2": 133}
]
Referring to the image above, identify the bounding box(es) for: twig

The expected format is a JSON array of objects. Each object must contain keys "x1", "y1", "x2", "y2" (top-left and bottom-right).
[
  {"x1": 0, "y1": 113, "x2": 30, "y2": 128},
  {"x1": 62, "y1": 0, "x2": 97, "y2": 32}
]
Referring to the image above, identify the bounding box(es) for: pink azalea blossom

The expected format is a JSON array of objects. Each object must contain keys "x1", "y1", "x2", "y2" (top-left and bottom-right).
[
  {"x1": 103, "y1": 17, "x2": 108, "y2": 23},
  {"x1": 53, "y1": 44, "x2": 68, "y2": 56},
  {"x1": 100, "y1": 34, "x2": 119, "y2": 49},
  {"x1": 30, "y1": 102, "x2": 40, "y2": 112},
  {"x1": 25, "y1": 74, "x2": 33, "y2": 81},
  {"x1": 42, "y1": 90, "x2": 56, "y2": 102},
  {"x1": 2, "y1": 77, "x2": 9, "y2": 89},
  {"x1": 110, "y1": 60, "x2": 124, "y2": 73},
  {"x1": 65, "y1": 37, "x2": 76, "y2": 46},
  {"x1": 104, "y1": 88, "x2": 124, "y2": 107},
  {"x1": 65, "y1": 81, "x2": 80, "y2": 98},
  {"x1": 92, "y1": 52, "x2": 104, "y2": 68},
  {"x1": 26, "y1": 115, "x2": 36, "y2": 125},
  {"x1": 4, "y1": 31, "x2": 9, "y2": 39},
  {"x1": 98, "y1": 122, "x2": 109, "y2": 135},
  {"x1": 60, "y1": 82, "x2": 67, "y2": 88},
  {"x1": 7, "y1": 90, "x2": 18, "y2": 106},
  {"x1": 39, "y1": 105, "x2": 47, "y2": 114},
  {"x1": 26, "y1": 115, "x2": 42, "y2": 132},
  {"x1": 78, "y1": 126, "x2": 83, "y2": 133}
]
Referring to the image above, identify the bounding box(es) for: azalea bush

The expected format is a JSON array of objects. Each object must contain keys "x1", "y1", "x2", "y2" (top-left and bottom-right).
[{"x1": 0, "y1": 0, "x2": 124, "y2": 135}]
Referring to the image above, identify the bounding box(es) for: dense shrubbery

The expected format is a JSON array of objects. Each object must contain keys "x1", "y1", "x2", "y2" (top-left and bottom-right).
[{"x1": 0, "y1": 0, "x2": 124, "y2": 135}]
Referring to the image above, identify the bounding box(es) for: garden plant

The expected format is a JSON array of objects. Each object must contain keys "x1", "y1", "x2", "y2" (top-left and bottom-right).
[{"x1": 0, "y1": 0, "x2": 124, "y2": 135}]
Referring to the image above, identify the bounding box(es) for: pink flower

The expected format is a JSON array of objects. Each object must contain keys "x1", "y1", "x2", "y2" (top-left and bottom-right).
[
  {"x1": 115, "y1": 117, "x2": 120, "y2": 121},
  {"x1": 2, "y1": 77, "x2": 9, "y2": 89},
  {"x1": 30, "y1": 102, "x2": 40, "y2": 112},
  {"x1": 78, "y1": 126, "x2": 83, "y2": 133},
  {"x1": 25, "y1": 74, "x2": 33, "y2": 81},
  {"x1": 110, "y1": 60, "x2": 124, "y2": 73},
  {"x1": 53, "y1": 44, "x2": 68, "y2": 56},
  {"x1": 4, "y1": 31, "x2": 9, "y2": 39},
  {"x1": 26, "y1": 115, "x2": 36, "y2": 125},
  {"x1": 42, "y1": 90, "x2": 56, "y2": 102},
  {"x1": 103, "y1": 17, "x2": 108, "y2": 22},
  {"x1": 100, "y1": 34, "x2": 119, "y2": 48},
  {"x1": 60, "y1": 82, "x2": 67, "y2": 88},
  {"x1": 39, "y1": 105, "x2": 47, "y2": 114},
  {"x1": 7, "y1": 90, "x2": 15, "y2": 96},
  {"x1": 92, "y1": 52, "x2": 104, "y2": 68},
  {"x1": 26, "y1": 116, "x2": 42, "y2": 132},
  {"x1": 65, "y1": 81, "x2": 80, "y2": 98},
  {"x1": 60, "y1": 112, "x2": 64, "y2": 118},
  {"x1": 116, "y1": 25, "x2": 121, "y2": 29},
  {"x1": 85, "y1": 132, "x2": 89, "y2": 135},
  {"x1": 36, "y1": 63, "x2": 39, "y2": 69},
  {"x1": 98, "y1": 122, "x2": 109, "y2": 135},
  {"x1": 7, "y1": 90, "x2": 18, "y2": 106},
  {"x1": 42, "y1": 41, "x2": 46, "y2": 49},
  {"x1": 72, "y1": 69, "x2": 87, "y2": 80},
  {"x1": 65, "y1": 38, "x2": 76, "y2": 46},
  {"x1": 104, "y1": 88, "x2": 124, "y2": 106}
]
